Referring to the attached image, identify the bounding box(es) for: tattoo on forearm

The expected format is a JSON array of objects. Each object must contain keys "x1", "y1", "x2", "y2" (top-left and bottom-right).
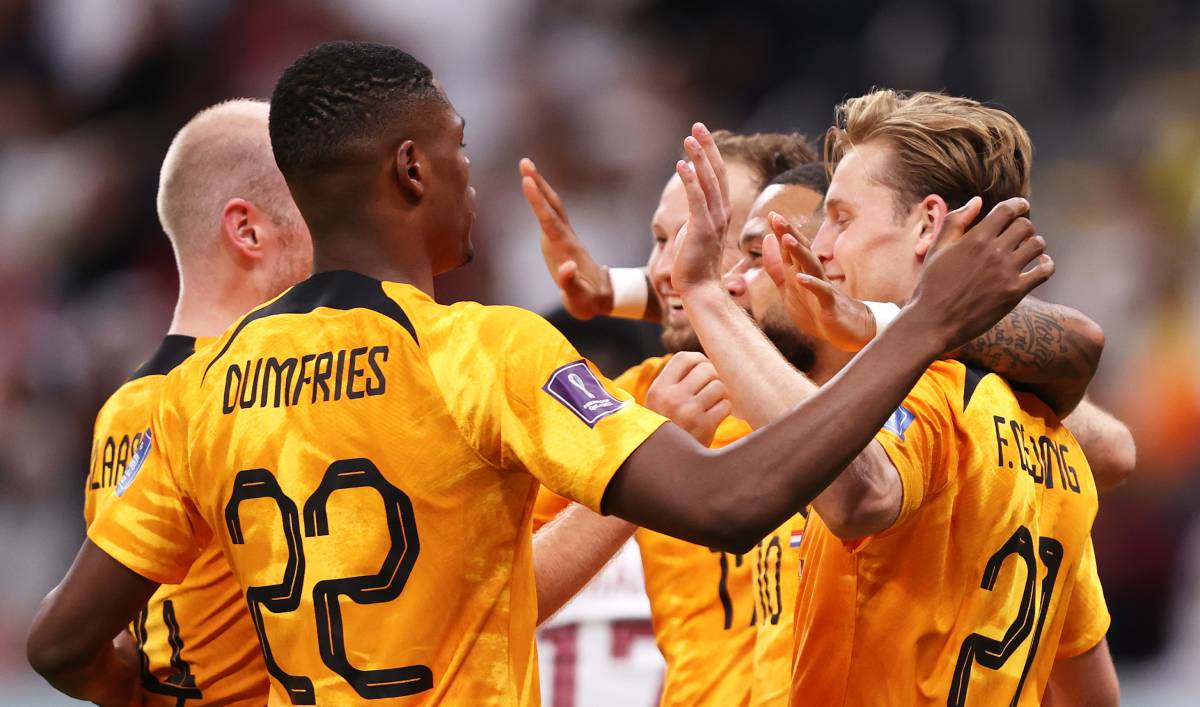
[{"x1": 957, "y1": 299, "x2": 1095, "y2": 381}]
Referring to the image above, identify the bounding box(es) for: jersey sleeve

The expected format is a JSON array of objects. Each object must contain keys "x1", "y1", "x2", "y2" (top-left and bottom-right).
[
  {"x1": 87, "y1": 379, "x2": 209, "y2": 585},
  {"x1": 871, "y1": 365, "x2": 958, "y2": 531},
  {"x1": 532, "y1": 486, "x2": 573, "y2": 532},
  {"x1": 487, "y1": 308, "x2": 667, "y2": 512},
  {"x1": 1056, "y1": 536, "x2": 1111, "y2": 659}
]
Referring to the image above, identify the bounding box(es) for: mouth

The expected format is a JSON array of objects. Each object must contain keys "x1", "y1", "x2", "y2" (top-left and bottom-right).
[{"x1": 661, "y1": 292, "x2": 687, "y2": 323}]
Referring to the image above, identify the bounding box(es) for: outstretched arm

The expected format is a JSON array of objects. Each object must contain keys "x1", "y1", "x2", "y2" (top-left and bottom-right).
[
  {"x1": 601, "y1": 124, "x2": 1052, "y2": 552},
  {"x1": 27, "y1": 539, "x2": 157, "y2": 706},
  {"x1": 534, "y1": 503, "x2": 636, "y2": 624}
]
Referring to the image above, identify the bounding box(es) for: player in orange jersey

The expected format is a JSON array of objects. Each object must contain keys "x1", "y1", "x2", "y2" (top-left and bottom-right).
[
  {"x1": 725, "y1": 166, "x2": 1133, "y2": 706},
  {"x1": 533, "y1": 155, "x2": 1133, "y2": 706},
  {"x1": 523, "y1": 131, "x2": 815, "y2": 707},
  {"x1": 29, "y1": 44, "x2": 1046, "y2": 706},
  {"x1": 79, "y1": 99, "x2": 311, "y2": 705},
  {"x1": 687, "y1": 89, "x2": 1122, "y2": 705}
]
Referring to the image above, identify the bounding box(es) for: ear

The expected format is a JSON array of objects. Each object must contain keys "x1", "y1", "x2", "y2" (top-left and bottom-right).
[
  {"x1": 394, "y1": 140, "x2": 425, "y2": 200},
  {"x1": 912, "y1": 194, "x2": 949, "y2": 261},
  {"x1": 221, "y1": 198, "x2": 264, "y2": 260}
]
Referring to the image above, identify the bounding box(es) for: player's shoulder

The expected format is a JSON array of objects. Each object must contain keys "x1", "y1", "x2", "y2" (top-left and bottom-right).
[
  {"x1": 97, "y1": 335, "x2": 200, "y2": 423},
  {"x1": 414, "y1": 297, "x2": 568, "y2": 353}
]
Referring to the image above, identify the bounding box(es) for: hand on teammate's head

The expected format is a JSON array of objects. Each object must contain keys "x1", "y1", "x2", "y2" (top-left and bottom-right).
[{"x1": 908, "y1": 196, "x2": 1054, "y2": 353}]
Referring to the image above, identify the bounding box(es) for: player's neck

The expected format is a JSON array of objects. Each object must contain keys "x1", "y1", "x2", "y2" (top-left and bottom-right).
[
  {"x1": 168, "y1": 271, "x2": 271, "y2": 339},
  {"x1": 310, "y1": 237, "x2": 435, "y2": 297}
]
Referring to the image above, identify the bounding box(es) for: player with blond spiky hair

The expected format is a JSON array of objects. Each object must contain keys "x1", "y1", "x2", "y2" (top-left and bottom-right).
[{"x1": 78, "y1": 98, "x2": 312, "y2": 706}]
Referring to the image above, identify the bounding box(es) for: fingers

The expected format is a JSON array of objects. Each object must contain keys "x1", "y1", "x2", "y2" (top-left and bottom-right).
[
  {"x1": 657, "y1": 351, "x2": 708, "y2": 385},
  {"x1": 762, "y1": 233, "x2": 787, "y2": 287},
  {"x1": 692, "y1": 123, "x2": 730, "y2": 215},
  {"x1": 676, "y1": 160, "x2": 715, "y2": 236},
  {"x1": 972, "y1": 197, "x2": 1030, "y2": 244},
  {"x1": 780, "y1": 230, "x2": 825, "y2": 279},
  {"x1": 693, "y1": 377, "x2": 729, "y2": 410},
  {"x1": 683, "y1": 136, "x2": 726, "y2": 230},
  {"x1": 794, "y1": 272, "x2": 838, "y2": 308},
  {"x1": 997, "y1": 214, "x2": 1036, "y2": 251},
  {"x1": 521, "y1": 176, "x2": 567, "y2": 238},
  {"x1": 556, "y1": 261, "x2": 594, "y2": 300},
  {"x1": 1016, "y1": 253, "x2": 1055, "y2": 293},
  {"x1": 1012, "y1": 234, "x2": 1046, "y2": 265},
  {"x1": 680, "y1": 358, "x2": 721, "y2": 397},
  {"x1": 518, "y1": 158, "x2": 569, "y2": 222},
  {"x1": 930, "y1": 196, "x2": 983, "y2": 251}
]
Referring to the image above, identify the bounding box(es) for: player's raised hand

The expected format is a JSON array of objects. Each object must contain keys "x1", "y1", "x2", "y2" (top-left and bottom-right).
[
  {"x1": 907, "y1": 196, "x2": 1054, "y2": 353},
  {"x1": 645, "y1": 352, "x2": 732, "y2": 447},
  {"x1": 519, "y1": 158, "x2": 614, "y2": 320},
  {"x1": 671, "y1": 123, "x2": 732, "y2": 294},
  {"x1": 763, "y1": 212, "x2": 877, "y2": 352}
]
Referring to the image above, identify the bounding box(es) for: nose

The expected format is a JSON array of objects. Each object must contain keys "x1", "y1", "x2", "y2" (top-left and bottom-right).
[
  {"x1": 812, "y1": 220, "x2": 836, "y2": 265},
  {"x1": 723, "y1": 264, "x2": 747, "y2": 301}
]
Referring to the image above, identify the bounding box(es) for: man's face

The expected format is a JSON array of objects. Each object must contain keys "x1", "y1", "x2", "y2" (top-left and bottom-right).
[
  {"x1": 810, "y1": 141, "x2": 923, "y2": 303},
  {"x1": 726, "y1": 183, "x2": 823, "y2": 370},
  {"x1": 647, "y1": 160, "x2": 759, "y2": 353},
  {"x1": 422, "y1": 88, "x2": 476, "y2": 275}
]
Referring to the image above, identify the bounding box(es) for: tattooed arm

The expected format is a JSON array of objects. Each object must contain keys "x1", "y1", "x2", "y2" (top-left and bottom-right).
[{"x1": 953, "y1": 297, "x2": 1104, "y2": 416}]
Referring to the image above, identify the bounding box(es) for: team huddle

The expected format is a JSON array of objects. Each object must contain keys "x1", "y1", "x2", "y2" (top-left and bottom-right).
[{"x1": 26, "y1": 40, "x2": 1133, "y2": 706}]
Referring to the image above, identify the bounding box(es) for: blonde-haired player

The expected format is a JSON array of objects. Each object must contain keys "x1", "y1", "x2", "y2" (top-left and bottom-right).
[
  {"x1": 687, "y1": 89, "x2": 1121, "y2": 705},
  {"x1": 81, "y1": 98, "x2": 311, "y2": 705}
]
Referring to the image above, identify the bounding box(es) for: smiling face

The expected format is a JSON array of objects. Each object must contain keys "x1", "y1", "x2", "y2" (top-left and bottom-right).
[
  {"x1": 726, "y1": 183, "x2": 824, "y2": 370},
  {"x1": 647, "y1": 160, "x2": 759, "y2": 353},
  {"x1": 809, "y1": 140, "x2": 929, "y2": 304}
]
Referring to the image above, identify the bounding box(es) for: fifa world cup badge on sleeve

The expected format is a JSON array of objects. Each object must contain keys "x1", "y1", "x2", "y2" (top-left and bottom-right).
[
  {"x1": 543, "y1": 360, "x2": 626, "y2": 427},
  {"x1": 882, "y1": 405, "x2": 916, "y2": 441},
  {"x1": 116, "y1": 427, "x2": 153, "y2": 496}
]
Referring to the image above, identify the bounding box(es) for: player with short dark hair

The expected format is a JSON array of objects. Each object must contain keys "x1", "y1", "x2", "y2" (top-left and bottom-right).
[{"x1": 29, "y1": 43, "x2": 1047, "y2": 705}]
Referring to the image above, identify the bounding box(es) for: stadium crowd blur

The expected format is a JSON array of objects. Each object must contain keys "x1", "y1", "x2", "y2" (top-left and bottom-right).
[{"x1": 1, "y1": 0, "x2": 1196, "y2": 702}]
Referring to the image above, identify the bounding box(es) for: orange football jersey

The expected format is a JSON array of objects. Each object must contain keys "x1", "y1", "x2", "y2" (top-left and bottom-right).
[
  {"x1": 615, "y1": 356, "x2": 758, "y2": 707},
  {"x1": 791, "y1": 361, "x2": 1109, "y2": 706},
  {"x1": 747, "y1": 511, "x2": 806, "y2": 707},
  {"x1": 85, "y1": 334, "x2": 267, "y2": 706},
  {"x1": 89, "y1": 271, "x2": 668, "y2": 705}
]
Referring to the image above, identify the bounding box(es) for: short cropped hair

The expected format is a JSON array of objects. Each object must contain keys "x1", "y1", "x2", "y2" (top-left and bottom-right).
[
  {"x1": 157, "y1": 99, "x2": 295, "y2": 257},
  {"x1": 269, "y1": 41, "x2": 441, "y2": 186},
  {"x1": 698, "y1": 131, "x2": 818, "y2": 187},
  {"x1": 825, "y1": 89, "x2": 1032, "y2": 217},
  {"x1": 768, "y1": 162, "x2": 830, "y2": 195}
]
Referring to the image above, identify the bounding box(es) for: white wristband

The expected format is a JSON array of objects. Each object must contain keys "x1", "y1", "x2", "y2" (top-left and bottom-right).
[
  {"x1": 864, "y1": 301, "x2": 901, "y2": 334},
  {"x1": 609, "y1": 267, "x2": 650, "y2": 320}
]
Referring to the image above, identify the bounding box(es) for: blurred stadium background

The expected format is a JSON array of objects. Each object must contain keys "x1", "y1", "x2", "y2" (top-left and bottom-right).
[{"x1": 1, "y1": 0, "x2": 1197, "y2": 703}]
